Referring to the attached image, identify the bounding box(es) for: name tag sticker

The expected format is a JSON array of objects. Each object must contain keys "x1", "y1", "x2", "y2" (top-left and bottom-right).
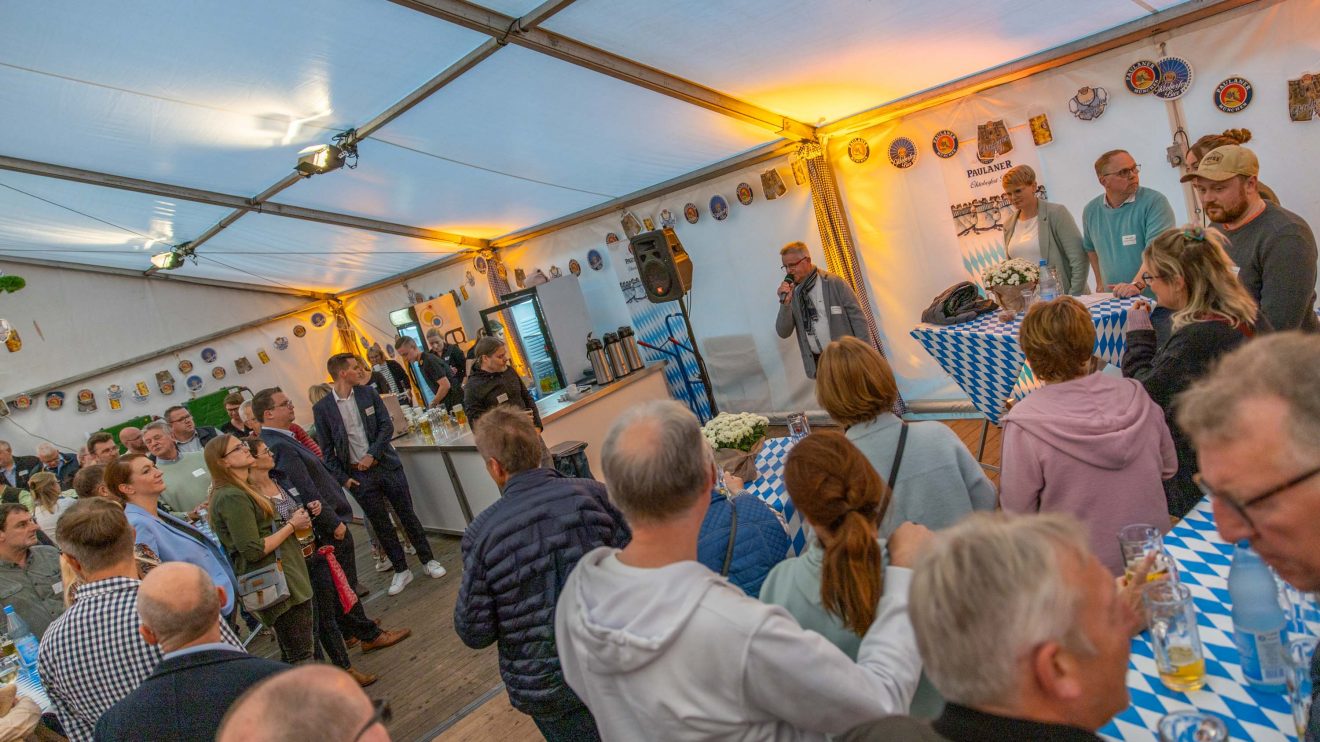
[
  {"x1": 365, "y1": 406, "x2": 375, "y2": 415},
  {"x1": 1122, "y1": 234, "x2": 1138, "y2": 246},
  {"x1": 288, "y1": 488, "x2": 300, "y2": 498},
  {"x1": 496, "y1": 393, "x2": 510, "y2": 404},
  {"x1": 193, "y1": 468, "x2": 206, "y2": 478},
  {"x1": 53, "y1": 581, "x2": 63, "y2": 595},
  {"x1": 830, "y1": 306, "x2": 843, "y2": 315}
]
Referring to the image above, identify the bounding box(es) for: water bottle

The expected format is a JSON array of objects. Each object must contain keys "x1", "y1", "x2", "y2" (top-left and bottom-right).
[
  {"x1": 4, "y1": 607, "x2": 37, "y2": 671},
  {"x1": 1037, "y1": 259, "x2": 1059, "y2": 301},
  {"x1": 1228, "y1": 542, "x2": 1288, "y2": 691}
]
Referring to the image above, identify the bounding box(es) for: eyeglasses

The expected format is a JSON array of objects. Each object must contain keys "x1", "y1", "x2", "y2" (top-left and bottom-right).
[
  {"x1": 781, "y1": 255, "x2": 809, "y2": 272},
  {"x1": 1102, "y1": 164, "x2": 1141, "y2": 179},
  {"x1": 168, "y1": 414, "x2": 193, "y2": 424},
  {"x1": 1195, "y1": 464, "x2": 1320, "y2": 532},
  {"x1": 352, "y1": 699, "x2": 392, "y2": 741},
  {"x1": 220, "y1": 445, "x2": 247, "y2": 459},
  {"x1": 274, "y1": 400, "x2": 294, "y2": 409},
  {"x1": 1140, "y1": 272, "x2": 1162, "y2": 285}
]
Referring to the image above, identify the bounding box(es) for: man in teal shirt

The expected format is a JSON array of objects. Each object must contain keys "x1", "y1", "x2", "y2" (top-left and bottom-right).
[{"x1": 1082, "y1": 150, "x2": 1176, "y2": 298}]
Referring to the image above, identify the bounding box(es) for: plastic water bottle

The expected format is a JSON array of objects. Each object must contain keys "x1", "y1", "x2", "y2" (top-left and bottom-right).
[
  {"x1": 1228, "y1": 542, "x2": 1288, "y2": 691},
  {"x1": 1037, "y1": 259, "x2": 1059, "y2": 302},
  {"x1": 4, "y1": 606, "x2": 37, "y2": 671}
]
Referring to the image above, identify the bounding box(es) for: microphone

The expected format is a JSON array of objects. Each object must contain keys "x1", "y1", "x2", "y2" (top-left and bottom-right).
[{"x1": 779, "y1": 274, "x2": 795, "y2": 305}]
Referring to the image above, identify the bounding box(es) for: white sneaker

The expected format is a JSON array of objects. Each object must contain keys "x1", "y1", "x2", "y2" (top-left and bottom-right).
[
  {"x1": 424, "y1": 560, "x2": 447, "y2": 579},
  {"x1": 404, "y1": 542, "x2": 417, "y2": 555},
  {"x1": 374, "y1": 555, "x2": 392, "y2": 573},
  {"x1": 387, "y1": 569, "x2": 414, "y2": 596}
]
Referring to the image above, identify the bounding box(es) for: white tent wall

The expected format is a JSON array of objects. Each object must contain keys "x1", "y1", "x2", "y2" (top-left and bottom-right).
[
  {"x1": 0, "y1": 298, "x2": 340, "y2": 454},
  {"x1": 831, "y1": 0, "x2": 1320, "y2": 403}
]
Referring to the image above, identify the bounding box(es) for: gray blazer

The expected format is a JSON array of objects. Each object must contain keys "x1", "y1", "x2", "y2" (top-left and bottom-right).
[
  {"x1": 1003, "y1": 200, "x2": 1089, "y2": 296},
  {"x1": 775, "y1": 270, "x2": 867, "y2": 378}
]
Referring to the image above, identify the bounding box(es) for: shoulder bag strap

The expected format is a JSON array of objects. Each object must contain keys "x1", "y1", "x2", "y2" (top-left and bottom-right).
[
  {"x1": 721, "y1": 496, "x2": 739, "y2": 577},
  {"x1": 887, "y1": 423, "x2": 910, "y2": 492}
]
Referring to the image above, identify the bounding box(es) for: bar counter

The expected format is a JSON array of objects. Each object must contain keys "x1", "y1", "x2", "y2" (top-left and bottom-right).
[{"x1": 395, "y1": 362, "x2": 670, "y2": 533}]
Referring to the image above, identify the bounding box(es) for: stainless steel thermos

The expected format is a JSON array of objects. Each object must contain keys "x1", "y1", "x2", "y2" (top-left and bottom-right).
[
  {"x1": 602, "y1": 332, "x2": 631, "y2": 379},
  {"x1": 617, "y1": 326, "x2": 644, "y2": 372},
  {"x1": 586, "y1": 337, "x2": 614, "y2": 385}
]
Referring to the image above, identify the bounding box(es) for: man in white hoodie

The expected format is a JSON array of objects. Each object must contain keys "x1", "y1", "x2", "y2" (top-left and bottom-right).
[{"x1": 555, "y1": 400, "x2": 929, "y2": 740}]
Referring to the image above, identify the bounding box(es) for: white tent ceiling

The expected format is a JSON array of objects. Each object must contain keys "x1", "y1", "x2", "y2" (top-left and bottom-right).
[{"x1": 1, "y1": 0, "x2": 1193, "y2": 294}]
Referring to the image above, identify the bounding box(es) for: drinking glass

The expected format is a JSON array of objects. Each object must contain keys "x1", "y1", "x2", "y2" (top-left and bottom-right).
[
  {"x1": 0, "y1": 654, "x2": 17, "y2": 685},
  {"x1": 1145, "y1": 582, "x2": 1207, "y2": 692},
  {"x1": 1157, "y1": 710, "x2": 1228, "y2": 742},
  {"x1": 1020, "y1": 286, "x2": 1037, "y2": 312},
  {"x1": 1118, "y1": 524, "x2": 1177, "y2": 584},
  {"x1": 786, "y1": 412, "x2": 810, "y2": 442},
  {"x1": 1287, "y1": 635, "x2": 1316, "y2": 737}
]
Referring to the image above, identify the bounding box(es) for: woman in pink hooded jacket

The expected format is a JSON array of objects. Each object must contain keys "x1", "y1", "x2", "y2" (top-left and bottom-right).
[{"x1": 1000, "y1": 298, "x2": 1176, "y2": 575}]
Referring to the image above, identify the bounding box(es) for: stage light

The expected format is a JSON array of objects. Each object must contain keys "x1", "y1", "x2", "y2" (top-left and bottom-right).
[
  {"x1": 295, "y1": 129, "x2": 359, "y2": 178},
  {"x1": 150, "y1": 251, "x2": 184, "y2": 270}
]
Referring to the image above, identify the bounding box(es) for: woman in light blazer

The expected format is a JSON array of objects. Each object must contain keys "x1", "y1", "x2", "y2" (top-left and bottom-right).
[{"x1": 1001, "y1": 165, "x2": 1089, "y2": 295}]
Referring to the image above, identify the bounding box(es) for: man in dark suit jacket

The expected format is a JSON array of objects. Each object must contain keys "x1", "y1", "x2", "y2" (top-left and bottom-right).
[
  {"x1": 314, "y1": 354, "x2": 447, "y2": 597},
  {"x1": 34, "y1": 443, "x2": 79, "y2": 490},
  {"x1": 0, "y1": 441, "x2": 38, "y2": 490},
  {"x1": 94, "y1": 563, "x2": 288, "y2": 742},
  {"x1": 252, "y1": 387, "x2": 367, "y2": 593}
]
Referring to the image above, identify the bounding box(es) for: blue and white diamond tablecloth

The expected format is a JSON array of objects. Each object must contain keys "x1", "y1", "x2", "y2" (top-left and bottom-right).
[
  {"x1": 1101, "y1": 498, "x2": 1300, "y2": 741},
  {"x1": 743, "y1": 437, "x2": 808, "y2": 556},
  {"x1": 911, "y1": 296, "x2": 1139, "y2": 425}
]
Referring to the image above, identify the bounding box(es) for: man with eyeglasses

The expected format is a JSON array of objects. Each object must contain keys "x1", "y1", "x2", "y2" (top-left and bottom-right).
[
  {"x1": 1177, "y1": 332, "x2": 1320, "y2": 741},
  {"x1": 775, "y1": 241, "x2": 868, "y2": 378},
  {"x1": 1081, "y1": 150, "x2": 1175, "y2": 300},
  {"x1": 164, "y1": 404, "x2": 219, "y2": 454},
  {"x1": 1181, "y1": 144, "x2": 1318, "y2": 333},
  {"x1": 217, "y1": 665, "x2": 392, "y2": 742}
]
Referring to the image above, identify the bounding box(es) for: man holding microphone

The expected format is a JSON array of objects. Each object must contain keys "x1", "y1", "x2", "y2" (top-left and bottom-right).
[{"x1": 774, "y1": 241, "x2": 868, "y2": 378}]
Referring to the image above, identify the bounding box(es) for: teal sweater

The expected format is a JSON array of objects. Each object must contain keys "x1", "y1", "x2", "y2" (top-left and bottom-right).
[
  {"x1": 1081, "y1": 186, "x2": 1176, "y2": 289},
  {"x1": 759, "y1": 540, "x2": 944, "y2": 718}
]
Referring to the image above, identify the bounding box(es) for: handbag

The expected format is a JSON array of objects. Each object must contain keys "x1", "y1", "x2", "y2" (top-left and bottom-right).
[
  {"x1": 236, "y1": 558, "x2": 290, "y2": 612},
  {"x1": 317, "y1": 545, "x2": 359, "y2": 613}
]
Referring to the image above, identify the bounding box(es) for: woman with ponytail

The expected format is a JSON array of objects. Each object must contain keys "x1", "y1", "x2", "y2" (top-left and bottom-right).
[{"x1": 759, "y1": 431, "x2": 943, "y2": 718}]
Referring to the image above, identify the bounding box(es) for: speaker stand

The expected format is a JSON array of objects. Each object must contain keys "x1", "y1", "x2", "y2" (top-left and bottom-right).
[{"x1": 677, "y1": 295, "x2": 719, "y2": 420}]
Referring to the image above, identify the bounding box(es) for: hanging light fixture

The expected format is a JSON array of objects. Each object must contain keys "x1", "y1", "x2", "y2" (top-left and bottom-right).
[
  {"x1": 295, "y1": 129, "x2": 359, "y2": 178},
  {"x1": 149, "y1": 241, "x2": 195, "y2": 271}
]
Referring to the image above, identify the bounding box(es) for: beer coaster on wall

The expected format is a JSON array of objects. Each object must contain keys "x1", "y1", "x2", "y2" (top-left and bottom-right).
[
  {"x1": 1153, "y1": 57, "x2": 1193, "y2": 100},
  {"x1": 474, "y1": 255, "x2": 488, "y2": 274},
  {"x1": 760, "y1": 168, "x2": 787, "y2": 200},
  {"x1": 293, "y1": 324, "x2": 307, "y2": 338},
  {"x1": 1126, "y1": 60, "x2": 1160, "y2": 94},
  {"x1": 12, "y1": 395, "x2": 31, "y2": 411},
  {"x1": 847, "y1": 138, "x2": 870, "y2": 164},
  {"x1": 710, "y1": 195, "x2": 729, "y2": 221},
  {"x1": 1214, "y1": 77, "x2": 1253, "y2": 113},
  {"x1": 888, "y1": 137, "x2": 918, "y2": 169},
  {"x1": 178, "y1": 359, "x2": 193, "y2": 374},
  {"x1": 605, "y1": 232, "x2": 619, "y2": 245},
  {"x1": 549, "y1": 265, "x2": 562, "y2": 278},
  {"x1": 77, "y1": 389, "x2": 97, "y2": 413},
  {"x1": 683, "y1": 203, "x2": 699, "y2": 224},
  {"x1": 587, "y1": 250, "x2": 604, "y2": 271},
  {"x1": 45, "y1": 391, "x2": 64, "y2": 411},
  {"x1": 659, "y1": 209, "x2": 675, "y2": 228},
  {"x1": 569, "y1": 259, "x2": 581, "y2": 276},
  {"x1": 274, "y1": 336, "x2": 289, "y2": 350},
  {"x1": 212, "y1": 367, "x2": 226, "y2": 380},
  {"x1": 1069, "y1": 86, "x2": 1109, "y2": 120},
  {"x1": 310, "y1": 312, "x2": 328, "y2": 328},
  {"x1": 201, "y1": 347, "x2": 217, "y2": 363},
  {"x1": 736, "y1": 182, "x2": 754, "y2": 205},
  {"x1": 1029, "y1": 114, "x2": 1053, "y2": 146},
  {"x1": 186, "y1": 375, "x2": 204, "y2": 392},
  {"x1": 932, "y1": 130, "x2": 959, "y2": 159}
]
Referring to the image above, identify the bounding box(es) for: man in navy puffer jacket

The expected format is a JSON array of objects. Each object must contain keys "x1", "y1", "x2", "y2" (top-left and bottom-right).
[{"x1": 454, "y1": 406, "x2": 630, "y2": 741}]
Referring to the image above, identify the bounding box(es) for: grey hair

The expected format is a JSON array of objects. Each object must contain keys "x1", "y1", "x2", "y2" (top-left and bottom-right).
[
  {"x1": 0, "y1": 441, "x2": 11, "y2": 452},
  {"x1": 601, "y1": 400, "x2": 711, "y2": 522},
  {"x1": 909, "y1": 512, "x2": 1095, "y2": 707},
  {"x1": 142, "y1": 420, "x2": 172, "y2": 438},
  {"x1": 1178, "y1": 332, "x2": 1320, "y2": 464},
  {"x1": 35, "y1": 442, "x2": 58, "y2": 457},
  {"x1": 138, "y1": 563, "x2": 220, "y2": 647},
  {"x1": 239, "y1": 401, "x2": 255, "y2": 420}
]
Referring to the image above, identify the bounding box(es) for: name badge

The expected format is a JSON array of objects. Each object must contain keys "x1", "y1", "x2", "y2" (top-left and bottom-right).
[
  {"x1": 830, "y1": 306, "x2": 843, "y2": 315},
  {"x1": 288, "y1": 487, "x2": 300, "y2": 498},
  {"x1": 52, "y1": 581, "x2": 63, "y2": 595},
  {"x1": 193, "y1": 468, "x2": 206, "y2": 478},
  {"x1": 496, "y1": 392, "x2": 510, "y2": 404},
  {"x1": 365, "y1": 406, "x2": 375, "y2": 415},
  {"x1": 1122, "y1": 234, "x2": 1138, "y2": 246}
]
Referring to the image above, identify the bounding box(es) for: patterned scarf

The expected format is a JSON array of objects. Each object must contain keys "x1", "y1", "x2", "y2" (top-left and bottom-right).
[{"x1": 796, "y1": 269, "x2": 820, "y2": 337}]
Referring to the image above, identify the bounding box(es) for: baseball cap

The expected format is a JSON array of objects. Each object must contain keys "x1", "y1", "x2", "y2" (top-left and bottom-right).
[{"x1": 1180, "y1": 144, "x2": 1259, "y2": 182}]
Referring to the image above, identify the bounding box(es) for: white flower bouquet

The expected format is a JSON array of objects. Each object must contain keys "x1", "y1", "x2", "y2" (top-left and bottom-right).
[
  {"x1": 702, "y1": 412, "x2": 770, "y2": 481},
  {"x1": 981, "y1": 258, "x2": 1041, "y2": 319}
]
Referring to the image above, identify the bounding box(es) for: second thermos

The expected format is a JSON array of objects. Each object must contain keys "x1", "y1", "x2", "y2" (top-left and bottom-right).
[
  {"x1": 617, "y1": 326, "x2": 644, "y2": 372},
  {"x1": 602, "y1": 332, "x2": 631, "y2": 379}
]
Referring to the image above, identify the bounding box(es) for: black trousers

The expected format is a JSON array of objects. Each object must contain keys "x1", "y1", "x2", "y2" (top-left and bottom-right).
[
  {"x1": 350, "y1": 465, "x2": 433, "y2": 572},
  {"x1": 307, "y1": 555, "x2": 381, "y2": 668},
  {"x1": 271, "y1": 599, "x2": 315, "y2": 664}
]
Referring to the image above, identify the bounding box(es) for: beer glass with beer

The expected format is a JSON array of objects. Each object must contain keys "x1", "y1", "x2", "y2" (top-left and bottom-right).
[
  {"x1": 1145, "y1": 582, "x2": 1208, "y2": 692},
  {"x1": 1118, "y1": 524, "x2": 1177, "y2": 584}
]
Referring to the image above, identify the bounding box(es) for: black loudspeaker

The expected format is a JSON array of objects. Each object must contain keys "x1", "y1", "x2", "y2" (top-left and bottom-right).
[{"x1": 629, "y1": 228, "x2": 693, "y2": 304}]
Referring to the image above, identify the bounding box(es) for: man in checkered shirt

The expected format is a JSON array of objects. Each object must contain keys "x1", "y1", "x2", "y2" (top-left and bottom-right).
[{"x1": 38, "y1": 498, "x2": 240, "y2": 742}]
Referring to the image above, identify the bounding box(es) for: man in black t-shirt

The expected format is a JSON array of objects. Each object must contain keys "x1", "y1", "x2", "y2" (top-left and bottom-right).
[{"x1": 396, "y1": 336, "x2": 460, "y2": 409}]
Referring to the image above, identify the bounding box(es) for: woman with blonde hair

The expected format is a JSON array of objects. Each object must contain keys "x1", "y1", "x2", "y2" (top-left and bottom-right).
[
  {"x1": 27, "y1": 471, "x2": 76, "y2": 547},
  {"x1": 1002, "y1": 298, "x2": 1175, "y2": 573},
  {"x1": 816, "y1": 337, "x2": 996, "y2": 536},
  {"x1": 205, "y1": 435, "x2": 317, "y2": 664},
  {"x1": 1000, "y1": 165, "x2": 1089, "y2": 294},
  {"x1": 760, "y1": 431, "x2": 942, "y2": 717},
  {"x1": 1123, "y1": 226, "x2": 1266, "y2": 516}
]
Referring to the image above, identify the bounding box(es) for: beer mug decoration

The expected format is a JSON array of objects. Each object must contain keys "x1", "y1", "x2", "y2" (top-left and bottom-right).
[{"x1": 1145, "y1": 582, "x2": 1208, "y2": 692}]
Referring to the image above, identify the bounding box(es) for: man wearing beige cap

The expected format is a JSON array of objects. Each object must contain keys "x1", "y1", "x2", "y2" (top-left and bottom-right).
[{"x1": 1183, "y1": 144, "x2": 1318, "y2": 332}]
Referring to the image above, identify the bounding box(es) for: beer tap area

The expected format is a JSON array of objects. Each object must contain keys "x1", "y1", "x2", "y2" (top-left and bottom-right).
[{"x1": 389, "y1": 274, "x2": 670, "y2": 534}]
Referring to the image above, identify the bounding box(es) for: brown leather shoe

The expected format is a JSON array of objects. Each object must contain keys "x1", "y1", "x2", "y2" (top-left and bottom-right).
[
  {"x1": 344, "y1": 619, "x2": 380, "y2": 650},
  {"x1": 360, "y1": 627, "x2": 412, "y2": 653},
  {"x1": 347, "y1": 667, "x2": 378, "y2": 687}
]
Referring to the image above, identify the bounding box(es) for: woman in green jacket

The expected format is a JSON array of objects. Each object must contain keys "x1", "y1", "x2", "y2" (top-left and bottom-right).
[
  {"x1": 205, "y1": 434, "x2": 315, "y2": 663},
  {"x1": 1002, "y1": 165, "x2": 1090, "y2": 295}
]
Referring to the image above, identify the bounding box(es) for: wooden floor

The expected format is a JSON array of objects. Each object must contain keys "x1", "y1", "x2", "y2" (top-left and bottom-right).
[{"x1": 286, "y1": 419, "x2": 1001, "y2": 742}]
